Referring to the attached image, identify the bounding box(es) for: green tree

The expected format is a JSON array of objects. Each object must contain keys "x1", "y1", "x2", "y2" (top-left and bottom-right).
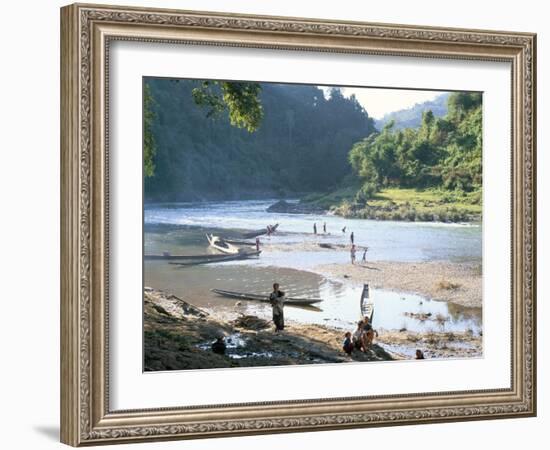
[
  {"x1": 191, "y1": 81, "x2": 263, "y2": 132},
  {"x1": 348, "y1": 91, "x2": 482, "y2": 197},
  {"x1": 144, "y1": 79, "x2": 264, "y2": 178},
  {"x1": 144, "y1": 79, "x2": 375, "y2": 201},
  {"x1": 439, "y1": 96, "x2": 482, "y2": 190},
  {"x1": 143, "y1": 83, "x2": 156, "y2": 178}
]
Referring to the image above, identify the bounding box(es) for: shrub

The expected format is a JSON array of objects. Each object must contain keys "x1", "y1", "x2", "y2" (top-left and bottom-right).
[{"x1": 355, "y1": 182, "x2": 378, "y2": 204}]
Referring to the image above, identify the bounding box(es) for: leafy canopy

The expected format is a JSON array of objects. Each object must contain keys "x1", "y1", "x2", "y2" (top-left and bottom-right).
[
  {"x1": 143, "y1": 79, "x2": 376, "y2": 201},
  {"x1": 143, "y1": 84, "x2": 156, "y2": 178},
  {"x1": 349, "y1": 92, "x2": 482, "y2": 199},
  {"x1": 191, "y1": 81, "x2": 263, "y2": 132},
  {"x1": 144, "y1": 80, "x2": 264, "y2": 177}
]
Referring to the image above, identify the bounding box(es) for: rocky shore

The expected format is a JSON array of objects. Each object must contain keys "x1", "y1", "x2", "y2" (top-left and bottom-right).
[
  {"x1": 266, "y1": 199, "x2": 325, "y2": 214},
  {"x1": 144, "y1": 287, "x2": 481, "y2": 372},
  {"x1": 144, "y1": 287, "x2": 395, "y2": 371}
]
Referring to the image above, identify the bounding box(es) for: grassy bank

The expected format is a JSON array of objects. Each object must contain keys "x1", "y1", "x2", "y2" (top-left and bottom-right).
[{"x1": 303, "y1": 187, "x2": 481, "y2": 222}]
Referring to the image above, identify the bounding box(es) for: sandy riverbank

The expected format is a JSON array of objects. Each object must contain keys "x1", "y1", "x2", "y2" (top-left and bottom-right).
[
  {"x1": 314, "y1": 260, "x2": 482, "y2": 308},
  {"x1": 144, "y1": 287, "x2": 481, "y2": 371}
]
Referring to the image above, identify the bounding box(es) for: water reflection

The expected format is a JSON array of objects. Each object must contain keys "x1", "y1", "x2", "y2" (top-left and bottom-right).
[
  {"x1": 145, "y1": 259, "x2": 481, "y2": 335},
  {"x1": 144, "y1": 201, "x2": 482, "y2": 336}
]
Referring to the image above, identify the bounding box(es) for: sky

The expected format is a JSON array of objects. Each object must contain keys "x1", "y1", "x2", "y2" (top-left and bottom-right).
[{"x1": 320, "y1": 86, "x2": 444, "y2": 120}]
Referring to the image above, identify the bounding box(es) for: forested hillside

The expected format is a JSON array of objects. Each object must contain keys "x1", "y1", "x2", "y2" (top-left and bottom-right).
[
  {"x1": 314, "y1": 92, "x2": 483, "y2": 221},
  {"x1": 144, "y1": 78, "x2": 376, "y2": 201},
  {"x1": 350, "y1": 92, "x2": 482, "y2": 197},
  {"x1": 374, "y1": 93, "x2": 449, "y2": 130}
]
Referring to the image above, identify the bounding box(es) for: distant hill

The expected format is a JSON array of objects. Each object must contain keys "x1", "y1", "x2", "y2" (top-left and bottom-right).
[{"x1": 374, "y1": 93, "x2": 450, "y2": 130}]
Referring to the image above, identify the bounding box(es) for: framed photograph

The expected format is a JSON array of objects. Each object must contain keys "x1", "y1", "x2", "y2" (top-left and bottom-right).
[{"x1": 60, "y1": 3, "x2": 537, "y2": 446}]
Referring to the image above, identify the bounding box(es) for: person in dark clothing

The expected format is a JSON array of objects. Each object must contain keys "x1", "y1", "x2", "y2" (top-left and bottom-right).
[
  {"x1": 323, "y1": 222, "x2": 327, "y2": 233},
  {"x1": 350, "y1": 231, "x2": 355, "y2": 244},
  {"x1": 269, "y1": 283, "x2": 285, "y2": 331},
  {"x1": 343, "y1": 332, "x2": 354, "y2": 355},
  {"x1": 415, "y1": 349, "x2": 425, "y2": 359},
  {"x1": 313, "y1": 223, "x2": 317, "y2": 235},
  {"x1": 211, "y1": 336, "x2": 227, "y2": 355}
]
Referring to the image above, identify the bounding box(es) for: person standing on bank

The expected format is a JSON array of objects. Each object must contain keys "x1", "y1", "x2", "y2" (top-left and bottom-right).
[
  {"x1": 362, "y1": 247, "x2": 368, "y2": 263},
  {"x1": 269, "y1": 283, "x2": 285, "y2": 332}
]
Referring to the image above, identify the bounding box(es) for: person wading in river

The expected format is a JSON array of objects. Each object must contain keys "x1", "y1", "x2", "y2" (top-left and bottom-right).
[{"x1": 269, "y1": 283, "x2": 286, "y2": 332}]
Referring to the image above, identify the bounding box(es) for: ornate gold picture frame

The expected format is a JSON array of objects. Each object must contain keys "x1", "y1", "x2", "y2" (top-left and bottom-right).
[{"x1": 60, "y1": 3, "x2": 536, "y2": 446}]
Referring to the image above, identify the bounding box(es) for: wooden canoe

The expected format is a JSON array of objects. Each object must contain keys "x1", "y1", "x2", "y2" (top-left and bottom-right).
[
  {"x1": 169, "y1": 251, "x2": 261, "y2": 266},
  {"x1": 145, "y1": 253, "x2": 239, "y2": 261},
  {"x1": 360, "y1": 283, "x2": 375, "y2": 322},
  {"x1": 242, "y1": 223, "x2": 279, "y2": 239},
  {"x1": 211, "y1": 288, "x2": 322, "y2": 306},
  {"x1": 206, "y1": 234, "x2": 240, "y2": 254},
  {"x1": 224, "y1": 239, "x2": 257, "y2": 246},
  {"x1": 318, "y1": 243, "x2": 347, "y2": 250}
]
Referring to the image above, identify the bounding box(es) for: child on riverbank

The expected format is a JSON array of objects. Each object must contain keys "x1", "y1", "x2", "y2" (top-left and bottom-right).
[
  {"x1": 343, "y1": 332, "x2": 354, "y2": 355},
  {"x1": 363, "y1": 318, "x2": 377, "y2": 349}
]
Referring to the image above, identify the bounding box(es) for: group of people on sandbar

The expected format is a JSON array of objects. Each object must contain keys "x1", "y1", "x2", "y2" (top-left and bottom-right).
[
  {"x1": 312, "y1": 222, "x2": 328, "y2": 235},
  {"x1": 212, "y1": 283, "x2": 427, "y2": 361},
  {"x1": 342, "y1": 317, "x2": 378, "y2": 355},
  {"x1": 350, "y1": 244, "x2": 368, "y2": 265},
  {"x1": 312, "y1": 222, "x2": 369, "y2": 265},
  {"x1": 342, "y1": 322, "x2": 426, "y2": 359}
]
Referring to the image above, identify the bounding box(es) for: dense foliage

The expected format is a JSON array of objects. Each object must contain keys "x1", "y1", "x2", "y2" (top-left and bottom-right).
[
  {"x1": 190, "y1": 80, "x2": 263, "y2": 132},
  {"x1": 349, "y1": 92, "x2": 482, "y2": 204},
  {"x1": 143, "y1": 84, "x2": 156, "y2": 178},
  {"x1": 144, "y1": 79, "x2": 376, "y2": 201}
]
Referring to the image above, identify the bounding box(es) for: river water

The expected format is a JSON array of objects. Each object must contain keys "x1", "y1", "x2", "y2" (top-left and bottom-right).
[{"x1": 144, "y1": 200, "x2": 482, "y2": 335}]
